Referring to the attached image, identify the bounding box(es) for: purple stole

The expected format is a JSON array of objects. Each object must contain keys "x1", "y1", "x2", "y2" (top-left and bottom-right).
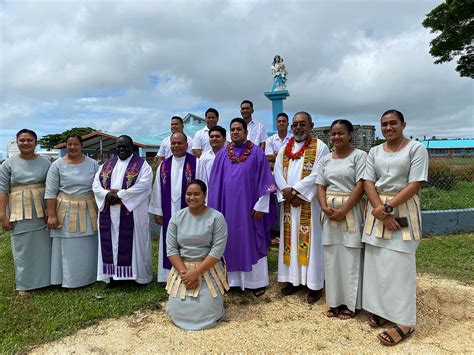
[
  {"x1": 160, "y1": 153, "x2": 196, "y2": 269},
  {"x1": 99, "y1": 154, "x2": 145, "y2": 277}
]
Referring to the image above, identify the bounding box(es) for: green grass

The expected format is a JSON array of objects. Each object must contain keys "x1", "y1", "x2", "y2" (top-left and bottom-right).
[
  {"x1": 1, "y1": 232, "x2": 473, "y2": 353},
  {"x1": 421, "y1": 181, "x2": 474, "y2": 210},
  {"x1": 0, "y1": 233, "x2": 166, "y2": 353},
  {"x1": 417, "y1": 233, "x2": 474, "y2": 285}
]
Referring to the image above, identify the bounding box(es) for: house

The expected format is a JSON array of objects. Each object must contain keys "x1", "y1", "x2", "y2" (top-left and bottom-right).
[
  {"x1": 54, "y1": 113, "x2": 206, "y2": 161},
  {"x1": 421, "y1": 139, "x2": 474, "y2": 158}
]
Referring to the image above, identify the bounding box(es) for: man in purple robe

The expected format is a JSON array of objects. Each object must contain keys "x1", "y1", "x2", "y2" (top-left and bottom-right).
[
  {"x1": 149, "y1": 132, "x2": 197, "y2": 283},
  {"x1": 93, "y1": 135, "x2": 153, "y2": 285},
  {"x1": 208, "y1": 118, "x2": 276, "y2": 297}
]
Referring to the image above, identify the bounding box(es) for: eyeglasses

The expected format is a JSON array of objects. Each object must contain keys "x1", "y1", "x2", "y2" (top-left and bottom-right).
[{"x1": 291, "y1": 122, "x2": 307, "y2": 128}]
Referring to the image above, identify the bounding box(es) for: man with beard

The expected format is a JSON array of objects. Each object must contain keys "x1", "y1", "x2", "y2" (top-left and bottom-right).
[
  {"x1": 273, "y1": 112, "x2": 330, "y2": 303},
  {"x1": 93, "y1": 135, "x2": 153, "y2": 285},
  {"x1": 208, "y1": 118, "x2": 276, "y2": 297},
  {"x1": 149, "y1": 132, "x2": 198, "y2": 283}
]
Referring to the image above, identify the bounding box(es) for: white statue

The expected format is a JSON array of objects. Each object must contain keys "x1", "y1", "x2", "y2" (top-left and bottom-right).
[{"x1": 271, "y1": 55, "x2": 287, "y2": 91}]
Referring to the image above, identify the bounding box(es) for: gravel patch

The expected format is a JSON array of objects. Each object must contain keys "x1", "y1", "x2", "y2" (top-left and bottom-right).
[{"x1": 32, "y1": 274, "x2": 474, "y2": 353}]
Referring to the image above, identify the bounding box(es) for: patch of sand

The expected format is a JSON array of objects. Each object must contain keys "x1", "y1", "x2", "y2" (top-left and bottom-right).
[{"x1": 32, "y1": 274, "x2": 474, "y2": 353}]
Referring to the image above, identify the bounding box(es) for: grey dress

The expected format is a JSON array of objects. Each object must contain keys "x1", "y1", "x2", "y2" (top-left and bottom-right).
[
  {"x1": 362, "y1": 141, "x2": 428, "y2": 326},
  {"x1": 166, "y1": 207, "x2": 228, "y2": 330},
  {"x1": 45, "y1": 156, "x2": 99, "y2": 288},
  {"x1": 0, "y1": 154, "x2": 51, "y2": 290},
  {"x1": 316, "y1": 149, "x2": 367, "y2": 312}
]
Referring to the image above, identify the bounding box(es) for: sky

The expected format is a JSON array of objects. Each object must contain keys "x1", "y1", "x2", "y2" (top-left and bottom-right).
[{"x1": 1, "y1": 0, "x2": 473, "y2": 158}]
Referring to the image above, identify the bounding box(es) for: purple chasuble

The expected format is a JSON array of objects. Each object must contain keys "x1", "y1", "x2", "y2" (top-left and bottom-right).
[
  {"x1": 160, "y1": 153, "x2": 197, "y2": 269},
  {"x1": 208, "y1": 141, "x2": 277, "y2": 272},
  {"x1": 98, "y1": 154, "x2": 145, "y2": 277}
]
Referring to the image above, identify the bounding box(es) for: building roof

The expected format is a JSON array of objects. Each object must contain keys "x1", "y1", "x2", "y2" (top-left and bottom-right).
[
  {"x1": 421, "y1": 139, "x2": 474, "y2": 149},
  {"x1": 54, "y1": 131, "x2": 160, "y2": 149},
  {"x1": 54, "y1": 113, "x2": 207, "y2": 149}
]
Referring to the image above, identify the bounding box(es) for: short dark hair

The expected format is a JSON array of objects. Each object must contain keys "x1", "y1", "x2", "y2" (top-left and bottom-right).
[
  {"x1": 240, "y1": 99, "x2": 253, "y2": 108},
  {"x1": 118, "y1": 135, "x2": 134, "y2": 146},
  {"x1": 171, "y1": 131, "x2": 188, "y2": 142},
  {"x1": 187, "y1": 179, "x2": 207, "y2": 194},
  {"x1": 171, "y1": 116, "x2": 184, "y2": 124},
  {"x1": 276, "y1": 112, "x2": 289, "y2": 122},
  {"x1": 205, "y1": 108, "x2": 219, "y2": 118},
  {"x1": 293, "y1": 111, "x2": 313, "y2": 124},
  {"x1": 208, "y1": 125, "x2": 226, "y2": 137},
  {"x1": 330, "y1": 119, "x2": 354, "y2": 133},
  {"x1": 230, "y1": 117, "x2": 248, "y2": 131},
  {"x1": 65, "y1": 133, "x2": 83, "y2": 146},
  {"x1": 16, "y1": 129, "x2": 37, "y2": 142},
  {"x1": 381, "y1": 109, "x2": 405, "y2": 123}
]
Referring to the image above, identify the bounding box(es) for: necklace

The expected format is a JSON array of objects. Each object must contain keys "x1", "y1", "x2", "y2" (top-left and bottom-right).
[
  {"x1": 385, "y1": 138, "x2": 406, "y2": 174},
  {"x1": 285, "y1": 136, "x2": 312, "y2": 160},
  {"x1": 227, "y1": 140, "x2": 253, "y2": 163}
]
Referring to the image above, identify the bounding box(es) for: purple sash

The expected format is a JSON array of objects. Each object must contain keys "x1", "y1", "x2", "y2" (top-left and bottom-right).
[
  {"x1": 99, "y1": 154, "x2": 145, "y2": 277},
  {"x1": 160, "y1": 153, "x2": 196, "y2": 269}
]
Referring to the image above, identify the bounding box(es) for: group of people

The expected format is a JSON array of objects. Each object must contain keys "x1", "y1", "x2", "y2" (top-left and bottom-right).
[{"x1": 0, "y1": 100, "x2": 428, "y2": 346}]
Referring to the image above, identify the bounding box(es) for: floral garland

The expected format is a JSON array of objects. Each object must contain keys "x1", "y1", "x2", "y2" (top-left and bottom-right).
[
  {"x1": 227, "y1": 140, "x2": 254, "y2": 163},
  {"x1": 285, "y1": 136, "x2": 312, "y2": 160}
]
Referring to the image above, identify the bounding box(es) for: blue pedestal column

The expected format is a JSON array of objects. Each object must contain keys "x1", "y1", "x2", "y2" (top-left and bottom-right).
[{"x1": 264, "y1": 90, "x2": 290, "y2": 131}]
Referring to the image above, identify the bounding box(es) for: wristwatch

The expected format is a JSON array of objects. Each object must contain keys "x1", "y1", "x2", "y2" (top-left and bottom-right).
[{"x1": 383, "y1": 203, "x2": 394, "y2": 214}]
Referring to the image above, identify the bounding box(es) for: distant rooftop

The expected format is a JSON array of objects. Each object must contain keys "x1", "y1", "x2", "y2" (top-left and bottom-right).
[
  {"x1": 421, "y1": 139, "x2": 474, "y2": 149},
  {"x1": 54, "y1": 113, "x2": 206, "y2": 148}
]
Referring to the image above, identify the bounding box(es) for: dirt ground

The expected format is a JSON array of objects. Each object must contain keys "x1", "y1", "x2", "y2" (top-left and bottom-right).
[{"x1": 32, "y1": 273, "x2": 473, "y2": 354}]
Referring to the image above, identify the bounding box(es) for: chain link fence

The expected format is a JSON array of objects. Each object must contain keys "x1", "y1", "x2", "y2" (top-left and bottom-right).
[{"x1": 421, "y1": 157, "x2": 474, "y2": 236}]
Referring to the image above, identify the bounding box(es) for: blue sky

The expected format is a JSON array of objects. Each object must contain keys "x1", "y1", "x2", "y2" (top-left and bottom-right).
[{"x1": 1, "y1": 0, "x2": 473, "y2": 159}]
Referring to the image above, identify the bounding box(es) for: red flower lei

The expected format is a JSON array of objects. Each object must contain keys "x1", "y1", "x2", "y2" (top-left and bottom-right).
[
  {"x1": 227, "y1": 140, "x2": 254, "y2": 163},
  {"x1": 285, "y1": 136, "x2": 312, "y2": 160}
]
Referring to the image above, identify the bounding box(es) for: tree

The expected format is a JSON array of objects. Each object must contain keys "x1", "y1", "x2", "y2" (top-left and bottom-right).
[
  {"x1": 38, "y1": 127, "x2": 96, "y2": 150},
  {"x1": 422, "y1": 0, "x2": 474, "y2": 78},
  {"x1": 374, "y1": 137, "x2": 386, "y2": 146}
]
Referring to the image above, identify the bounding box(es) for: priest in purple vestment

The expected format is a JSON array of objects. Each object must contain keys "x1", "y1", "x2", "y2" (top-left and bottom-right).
[
  {"x1": 93, "y1": 135, "x2": 153, "y2": 285},
  {"x1": 208, "y1": 118, "x2": 276, "y2": 297}
]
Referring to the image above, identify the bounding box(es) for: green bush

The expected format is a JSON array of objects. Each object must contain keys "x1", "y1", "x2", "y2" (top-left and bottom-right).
[
  {"x1": 456, "y1": 164, "x2": 474, "y2": 182},
  {"x1": 428, "y1": 160, "x2": 457, "y2": 190}
]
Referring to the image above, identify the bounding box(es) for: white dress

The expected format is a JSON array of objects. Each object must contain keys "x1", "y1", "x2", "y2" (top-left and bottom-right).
[
  {"x1": 362, "y1": 141, "x2": 428, "y2": 326},
  {"x1": 316, "y1": 149, "x2": 367, "y2": 311}
]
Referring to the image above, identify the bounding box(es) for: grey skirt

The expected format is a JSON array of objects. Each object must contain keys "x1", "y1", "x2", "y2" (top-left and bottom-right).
[
  {"x1": 324, "y1": 244, "x2": 363, "y2": 312},
  {"x1": 11, "y1": 228, "x2": 51, "y2": 291},
  {"x1": 51, "y1": 234, "x2": 98, "y2": 288},
  {"x1": 362, "y1": 244, "x2": 417, "y2": 326}
]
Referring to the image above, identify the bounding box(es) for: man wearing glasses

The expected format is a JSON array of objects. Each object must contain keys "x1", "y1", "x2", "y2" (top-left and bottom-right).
[{"x1": 273, "y1": 112, "x2": 330, "y2": 304}]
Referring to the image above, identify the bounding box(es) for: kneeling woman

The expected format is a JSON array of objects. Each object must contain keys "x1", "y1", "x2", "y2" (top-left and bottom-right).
[
  {"x1": 362, "y1": 110, "x2": 428, "y2": 345},
  {"x1": 166, "y1": 179, "x2": 229, "y2": 330}
]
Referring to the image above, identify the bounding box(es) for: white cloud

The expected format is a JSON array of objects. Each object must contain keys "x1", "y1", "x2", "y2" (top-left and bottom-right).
[{"x1": 0, "y1": 0, "x2": 472, "y2": 149}]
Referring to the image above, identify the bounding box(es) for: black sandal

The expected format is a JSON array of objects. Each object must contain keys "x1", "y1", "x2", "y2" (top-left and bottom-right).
[
  {"x1": 368, "y1": 313, "x2": 389, "y2": 328},
  {"x1": 326, "y1": 307, "x2": 339, "y2": 318},
  {"x1": 252, "y1": 287, "x2": 267, "y2": 297},
  {"x1": 378, "y1": 325, "x2": 414, "y2": 346}
]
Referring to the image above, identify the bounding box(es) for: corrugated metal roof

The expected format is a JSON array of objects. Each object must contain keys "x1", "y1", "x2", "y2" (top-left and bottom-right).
[{"x1": 421, "y1": 139, "x2": 474, "y2": 149}]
